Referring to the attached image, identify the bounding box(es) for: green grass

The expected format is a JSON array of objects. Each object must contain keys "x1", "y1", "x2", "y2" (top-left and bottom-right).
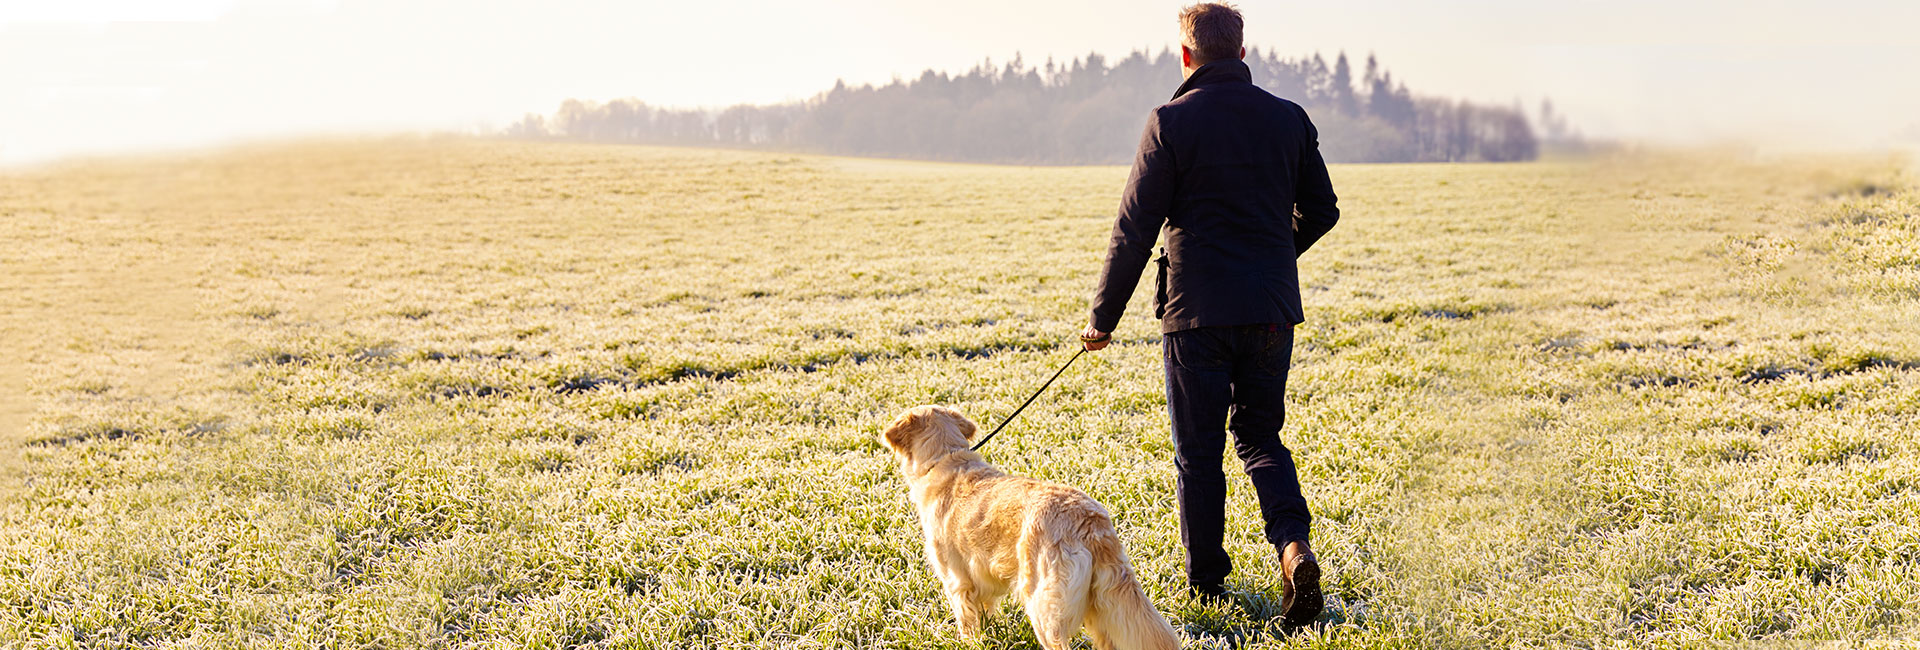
[{"x1": 1, "y1": 139, "x2": 1917, "y2": 648}]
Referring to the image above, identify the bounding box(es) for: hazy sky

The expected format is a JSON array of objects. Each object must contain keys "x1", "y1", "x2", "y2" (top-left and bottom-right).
[{"x1": 3, "y1": 0, "x2": 1917, "y2": 165}]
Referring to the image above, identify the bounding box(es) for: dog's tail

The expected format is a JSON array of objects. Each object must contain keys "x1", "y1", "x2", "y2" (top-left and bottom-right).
[{"x1": 1085, "y1": 529, "x2": 1181, "y2": 650}]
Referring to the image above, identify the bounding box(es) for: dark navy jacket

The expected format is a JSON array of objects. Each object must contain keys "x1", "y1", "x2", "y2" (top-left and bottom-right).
[{"x1": 1089, "y1": 58, "x2": 1340, "y2": 334}]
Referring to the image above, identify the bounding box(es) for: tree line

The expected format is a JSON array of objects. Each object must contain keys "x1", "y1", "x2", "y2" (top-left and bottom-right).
[{"x1": 507, "y1": 49, "x2": 1571, "y2": 164}]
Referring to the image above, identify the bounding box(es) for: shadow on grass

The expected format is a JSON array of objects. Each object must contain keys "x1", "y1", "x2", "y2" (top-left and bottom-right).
[
  {"x1": 555, "y1": 338, "x2": 1065, "y2": 396},
  {"x1": 1169, "y1": 586, "x2": 1353, "y2": 648}
]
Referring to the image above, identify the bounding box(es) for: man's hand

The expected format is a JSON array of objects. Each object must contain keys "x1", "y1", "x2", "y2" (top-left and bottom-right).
[{"x1": 1080, "y1": 326, "x2": 1112, "y2": 351}]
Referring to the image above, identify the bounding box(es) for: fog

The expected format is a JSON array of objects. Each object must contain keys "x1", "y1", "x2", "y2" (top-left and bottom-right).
[{"x1": 3, "y1": 0, "x2": 1917, "y2": 166}]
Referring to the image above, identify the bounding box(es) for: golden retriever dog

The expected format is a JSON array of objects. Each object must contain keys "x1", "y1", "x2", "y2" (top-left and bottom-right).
[{"x1": 880, "y1": 405, "x2": 1181, "y2": 650}]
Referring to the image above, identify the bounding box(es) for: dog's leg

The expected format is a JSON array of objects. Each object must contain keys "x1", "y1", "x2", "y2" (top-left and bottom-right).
[
  {"x1": 1083, "y1": 612, "x2": 1114, "y2": 650},
  {"x1": 1022, "y1": 582, "x2": 1083, "y2": 650},
  {"x1": 927, "y1": 542, "x2": 985, "y2": 638},
  {"x1": 1023, "y1": 545, "x2": 1092, "y2": 650},
  {"x1": 943, "y1": 579, "x2": 985, "y2": 638}
]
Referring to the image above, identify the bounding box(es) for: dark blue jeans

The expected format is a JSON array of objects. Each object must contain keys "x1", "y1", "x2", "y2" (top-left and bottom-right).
[{"x1": 1163, "y1": 323, "x2": 1311, "y2": 589}]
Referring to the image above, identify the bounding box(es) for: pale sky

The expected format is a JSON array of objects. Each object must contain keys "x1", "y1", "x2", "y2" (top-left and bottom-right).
[{"x1": 3, "y1": 0, "x2": 1918, "y2": 165}]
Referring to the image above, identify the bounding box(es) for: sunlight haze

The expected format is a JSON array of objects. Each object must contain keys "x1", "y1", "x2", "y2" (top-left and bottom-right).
[{"x1": 3, "y1": 0, "x2": 1917, "y2": 165}]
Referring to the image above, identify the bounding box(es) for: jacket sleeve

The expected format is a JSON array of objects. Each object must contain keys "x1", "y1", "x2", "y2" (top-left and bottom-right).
[
  {"x1": 1293, "y1": 110, "x2": 1339, "y2": 257},
  {"x1": 1089, "y1": 109, "x2": 1176, "y2": 333}
]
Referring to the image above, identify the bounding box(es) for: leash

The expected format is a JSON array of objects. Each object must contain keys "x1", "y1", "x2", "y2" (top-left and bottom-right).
[{"x1": 970, "y1": 333, "x2": 1107, "y2": 452}]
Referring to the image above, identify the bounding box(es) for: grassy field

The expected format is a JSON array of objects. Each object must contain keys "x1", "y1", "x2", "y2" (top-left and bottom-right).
[{"x1": 2, "y1": 139, "x2": 1917, "y2": 648}]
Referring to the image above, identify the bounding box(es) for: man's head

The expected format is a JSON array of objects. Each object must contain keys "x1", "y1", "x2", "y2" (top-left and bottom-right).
[{"x1": 1178, "y1": 3, "x2": 1246, "y2": 78}]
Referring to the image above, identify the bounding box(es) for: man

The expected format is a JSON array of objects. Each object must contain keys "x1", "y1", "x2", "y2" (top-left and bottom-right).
[{"x1": 1078, "y1": 2, "x2": 1339, "y2": 627}]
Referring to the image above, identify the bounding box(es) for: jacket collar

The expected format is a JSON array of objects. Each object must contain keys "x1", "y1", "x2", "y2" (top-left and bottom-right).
[{"x1": 1172, "y1": 58, "x2": 1252, "y2": 100}]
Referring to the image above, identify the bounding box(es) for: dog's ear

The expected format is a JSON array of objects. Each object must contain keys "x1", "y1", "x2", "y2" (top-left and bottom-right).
[
  {"x1": 879, "y1": 411, "x2": 921, "y2": 452},
  {"x1": 954, "y1": 412, "x2": 978, "y2": 441}
]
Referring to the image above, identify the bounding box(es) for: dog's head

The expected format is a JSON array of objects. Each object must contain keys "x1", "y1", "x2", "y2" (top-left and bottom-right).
[{"x1": 878, "y1": 404, "x2": 978, "y2": 476}]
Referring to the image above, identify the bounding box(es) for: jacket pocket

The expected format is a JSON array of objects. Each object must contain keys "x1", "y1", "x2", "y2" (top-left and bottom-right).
[{"x1": 1152, "y1": 246, "x2": 1169, "y2": 319}]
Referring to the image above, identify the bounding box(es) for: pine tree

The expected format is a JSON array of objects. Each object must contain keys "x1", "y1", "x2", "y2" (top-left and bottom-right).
[{"x1": 1331, "y1": 52, "x2": 1359, "y2": 116}]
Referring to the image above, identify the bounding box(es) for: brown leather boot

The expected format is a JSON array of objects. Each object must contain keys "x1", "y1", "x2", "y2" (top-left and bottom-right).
[{"x1": 1280, "y1": 540, "x2": 1322, "y2": 627}]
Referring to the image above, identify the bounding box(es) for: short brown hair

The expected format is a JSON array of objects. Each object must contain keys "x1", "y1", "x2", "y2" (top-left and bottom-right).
[{"x1": 1179, "y1": 3, "x2": 1243, "y2": 64}]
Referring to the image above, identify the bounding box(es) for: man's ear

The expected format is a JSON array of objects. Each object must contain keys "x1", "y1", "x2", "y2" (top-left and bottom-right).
[
  {"x1": 1237, "y1": 46, "x2": 1246, "y2": 60},
  {"x1": 1180, "y1": 45, "x2": 1193, "y2": 68}
]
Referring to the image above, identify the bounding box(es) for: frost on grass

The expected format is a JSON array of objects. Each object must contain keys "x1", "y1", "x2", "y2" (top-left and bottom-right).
[{"x1": 1, "y1": 142, "x2": 1916, "y2": 647}]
